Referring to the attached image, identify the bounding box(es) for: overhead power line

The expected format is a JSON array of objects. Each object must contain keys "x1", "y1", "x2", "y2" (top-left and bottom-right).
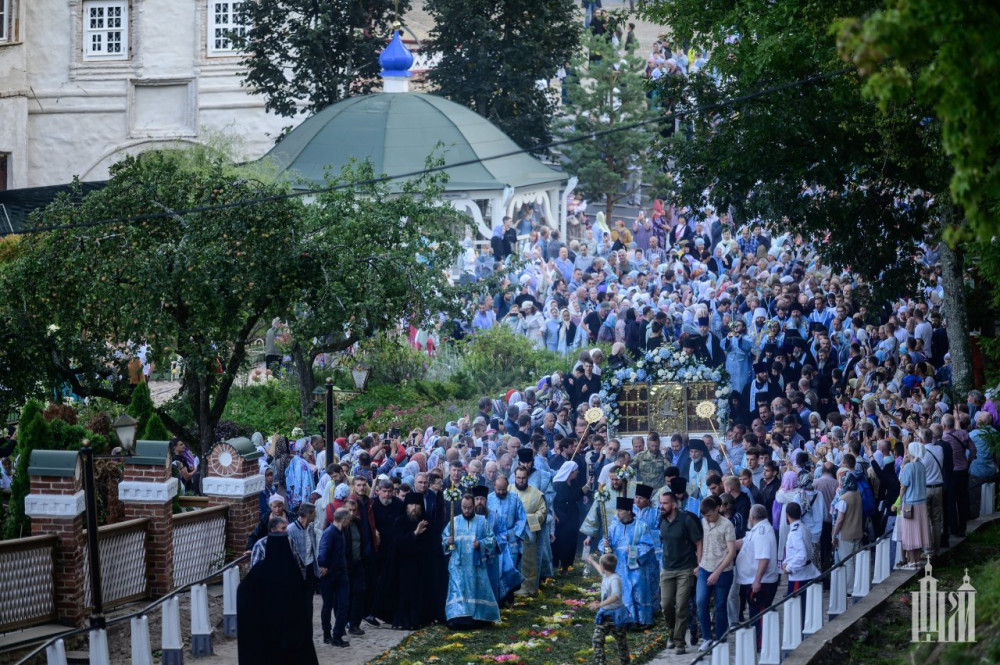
[{"x1": 2, "y1": 65, "x2": 856, "y2": 237}]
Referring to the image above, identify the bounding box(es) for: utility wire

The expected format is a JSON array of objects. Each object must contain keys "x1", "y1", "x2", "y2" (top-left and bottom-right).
[{"x1": 2, "y1": 65, "x2": 856, "y2": 237}]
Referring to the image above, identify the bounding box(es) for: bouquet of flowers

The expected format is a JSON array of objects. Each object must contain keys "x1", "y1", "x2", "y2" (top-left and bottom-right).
[
  {"x1": 616, "y1": 465, "x2": 636, "y2": 483},
  {"x1": 443, "y1": 487, "x2": 462, "y2": 502},
  {"x1": 594, "y1": 486, "x2": 611, "y2": 503},
  {"x1": 460, "y1": 474, "x2": 478, "y2": 491}
]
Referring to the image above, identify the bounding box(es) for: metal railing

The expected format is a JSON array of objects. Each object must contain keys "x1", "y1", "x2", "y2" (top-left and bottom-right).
[
  {"x1": 0, "y1": 535, "x2": 58, "y2": 632},
  {"x1": 14, "y1": 553, "x2": 249, "y2": 665},
  {"x1": 688, "y1": 529, "x2": 895, "y2": 664}
]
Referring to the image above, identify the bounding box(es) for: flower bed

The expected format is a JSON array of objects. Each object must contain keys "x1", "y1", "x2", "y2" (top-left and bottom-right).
[{"x1": 366, "y1": 569, "x2": 667, "y2": 665}]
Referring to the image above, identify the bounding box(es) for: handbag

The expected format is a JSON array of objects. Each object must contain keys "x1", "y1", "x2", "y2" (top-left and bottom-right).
[{"x1": 902, "y1": 504, "x2": 914, "y2": 520}]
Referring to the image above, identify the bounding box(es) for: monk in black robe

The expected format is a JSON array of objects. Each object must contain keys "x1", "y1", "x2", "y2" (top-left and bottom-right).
[{"x1": 237, "y1": 531, "x2": 318, "y2": 665}]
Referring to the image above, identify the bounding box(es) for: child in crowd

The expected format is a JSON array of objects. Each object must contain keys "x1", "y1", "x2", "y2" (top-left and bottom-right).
[{"x1": 588, "y1": 552, "x2": 632, "y2": 665}]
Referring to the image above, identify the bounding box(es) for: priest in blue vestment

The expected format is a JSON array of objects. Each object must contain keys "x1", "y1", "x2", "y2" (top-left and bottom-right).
[
  {"x1": 443, "y1": 494, "x2": 501, "y2": 628},
  {"x1": 601, "y1": 496, "x2": 658, "y2": 627},
  {"x1": 480, "y1": 480, "x2": 525, "y2": 605}
]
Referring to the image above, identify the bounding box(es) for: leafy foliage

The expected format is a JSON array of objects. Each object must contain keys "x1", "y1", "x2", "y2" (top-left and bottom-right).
[
  {"x1": 141, "y1": 412, "x2": 171, "y2": 441},
  {"x1": 457, "y1": 326, "x2": 568, "y2": 394},
  {"x1": 0, "y1": 148, "x2": 303, "y2": 450},
  {"x1": 233, "y1": 0, "x2": 410, "y2": 119},
  {"x1": 3, "y1": 401, "x2": 45, "y2": 540},
  {"x1": 836, "y1": 3, "x2": 1000, "y2": 243},
  {"x1": 354, "y1": 332, "x2": 431, "y2": 386},
  {"x1": 424, "y1": 0, "x2": 581, "y2": 149},
  {"x1": 557, "y1": 32, "x2": 657, "y2": 219},
  {"x1": 222, "y1": 378, "x2": 303, "y2": 437},
  {"x1": 126, "y1": 382, "x2": 155, "y2": 436},
  {"x1": 638, "y1": 0, "x2": 951, "y2": 305}
]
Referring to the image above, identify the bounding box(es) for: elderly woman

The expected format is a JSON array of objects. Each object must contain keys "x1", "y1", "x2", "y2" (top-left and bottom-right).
[
  {"x1": 898, "y1": 441, "x2": 930, "y2": 568},
  {"x1": 607, "y1": 342, "x2": 629, "y2": 371}
]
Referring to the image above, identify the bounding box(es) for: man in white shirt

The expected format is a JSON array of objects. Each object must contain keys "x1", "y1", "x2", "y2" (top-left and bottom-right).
[
  {"x1": 782, "y1": 502, "x2": 820, "y2": 623},
  {"x1": 736, "y1": 504, "x2": 780, "y2": 650}
]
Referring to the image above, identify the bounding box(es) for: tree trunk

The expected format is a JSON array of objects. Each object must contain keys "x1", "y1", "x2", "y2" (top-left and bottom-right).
[
  {"x1": 292, "y1": 342, "x2": 316, "y2": 419},
  {"x1": 939, "y1": 241, "x2": 972, "y2": 397},
  {"x1": 197, "y1": 375, "x2": 213, "y2": 452}
]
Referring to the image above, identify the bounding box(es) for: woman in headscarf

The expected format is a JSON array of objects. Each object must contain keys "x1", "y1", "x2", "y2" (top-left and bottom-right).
[
  {"x1": 608, "y1": 342, "x2": 629, "y2": 371},
  {"x1": 897, "y1": 441, "x2": 930, "y2": 568},
  {"x1": 774, "y1": 470, "x2": 800, "y2": 560},
  {"x1": 284, "y1": 438, "x2": 315, "y2": 513},
  {"x1": 546, "y1": 309, "x2": 580, "y2": 354},
  {"x1": 623, "y1": 308, "x2": 643, "y2": 359},
  {"x1": 552, "y1": 461, "x2": 583, "y2": 573},
  {"x1": 271, "y1": 435, "x2": 291, "y2": 498},
  {"x1": 796, "y1": 471, "x2": 825, "y2": 569}
]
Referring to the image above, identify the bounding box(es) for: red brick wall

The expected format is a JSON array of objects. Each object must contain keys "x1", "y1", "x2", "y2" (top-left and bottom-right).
[{"x1": 32, "y1": 515, "x2": 87, "y2": 626}]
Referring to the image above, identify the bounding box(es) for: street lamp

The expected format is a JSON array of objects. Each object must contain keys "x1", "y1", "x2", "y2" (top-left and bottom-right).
[
  {"x1": 351, "y1": 365, "x2": 371, "y2": 393},
  {"x1": 325, "y1": 378, "x2": 334, "y2": 453},
  {"x1": 112, "y1": 413, "x2": 139, "y2": 454}
]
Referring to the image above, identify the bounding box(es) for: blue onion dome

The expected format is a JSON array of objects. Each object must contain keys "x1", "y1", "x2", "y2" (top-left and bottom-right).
[{"x1": 379, "y1": 30, "x2": 414, "y2": 78}]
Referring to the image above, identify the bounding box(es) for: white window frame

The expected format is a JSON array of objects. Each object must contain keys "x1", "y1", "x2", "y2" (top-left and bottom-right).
[
  {"x1": 82, "y1": 0, "x2": 128, "y2": 61},
  {"x1": 0, "y1": 0, "x2": 9, "y2": 42},
  {"x1": 207, "y1": 1, "x2": 247, "y2": 57}
]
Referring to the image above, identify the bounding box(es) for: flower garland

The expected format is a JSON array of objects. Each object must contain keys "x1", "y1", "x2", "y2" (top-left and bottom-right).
[{"x1": 600, "y1": 345, "x2": 732, "y2": 435}]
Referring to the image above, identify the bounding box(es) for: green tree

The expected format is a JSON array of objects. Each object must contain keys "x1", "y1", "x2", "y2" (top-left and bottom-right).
[
  {"x1": 424, "y1": 0, "x2": 581, "y2": 149},
  {"x1": 0, "y1": 148, "x2": 305, "y2": 451},
  {"x1": 639, "y1": 0, "x2": 975, "y2": 394},
  {"x1": 4, "y1": 400, "x2": 46, "y2": 540},
  {"x1": 556, "y1": 33, "x2": 656, "y2": 219},
  {"x1": 126, "y1": 382, "x2": 155, "y2": 435},
  {"x1": 284, "y1": 160, "x2": 475, "y2": 417},
  {"x1": 836, "y1": 3, "x2": 1000, "y2": 244},
  {"x1": 141, "y1": 412, "x2": 172, "y2": 441},
  {"x1": 233, "y1": 0, "x2": 410, "y2": 119}
]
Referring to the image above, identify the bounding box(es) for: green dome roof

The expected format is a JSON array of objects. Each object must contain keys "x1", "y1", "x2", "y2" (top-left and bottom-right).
[{"x1": 266, "y1": 93, "x2": 566, "y2": 192}]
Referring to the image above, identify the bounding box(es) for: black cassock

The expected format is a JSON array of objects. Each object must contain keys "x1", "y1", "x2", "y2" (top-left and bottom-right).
[
  {"x1": 385, "y1": 514, "x2": 437, "y2": 629},
  {"x1": 372, "y1": 497, "x2": 405, "y2": 623},
  {"x1": 552, "y1": 480, "x2": 581, "y2": 570},
  {"x1": 237, "y1": 533, "x2": 318, "y2": 665}
]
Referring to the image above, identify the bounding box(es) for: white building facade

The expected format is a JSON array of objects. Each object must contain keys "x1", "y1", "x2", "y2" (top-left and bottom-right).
[{"x1": 0, "y1": 0, "x2": 296, "y2": 190}]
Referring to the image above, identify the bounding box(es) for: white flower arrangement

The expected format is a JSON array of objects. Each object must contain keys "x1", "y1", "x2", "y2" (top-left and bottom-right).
[{"x1": 599, "y1": 345, "x2": 732, "y2": 436}]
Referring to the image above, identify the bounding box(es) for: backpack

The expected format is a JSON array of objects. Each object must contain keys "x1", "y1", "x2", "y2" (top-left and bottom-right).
[{"x1": 856, "y1": 474, "x2": 876, "y2": 518}]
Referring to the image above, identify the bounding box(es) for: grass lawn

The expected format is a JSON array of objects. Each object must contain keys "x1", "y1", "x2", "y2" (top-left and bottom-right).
[
  {"x1": 830, "y1": 518, "x2": 1000, "y2": 665},
  {"x1": 366, "y1": 567, "x2": 668, "y2": 665}
]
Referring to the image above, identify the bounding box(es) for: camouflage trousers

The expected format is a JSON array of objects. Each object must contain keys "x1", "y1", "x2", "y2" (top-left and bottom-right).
[{"x1": 592, "y1": 619, "x2": 630, "y2": 665}]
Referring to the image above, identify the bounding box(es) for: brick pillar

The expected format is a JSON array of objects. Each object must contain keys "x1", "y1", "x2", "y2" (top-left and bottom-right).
[
  {"x1": 202, "y1": 439, "x2": 264, "y2": 558},
  {"x1": 119, "y1": 442, "x2": 177, "y2": 596},
  {"x1": 26, "y1": 454, "x2": 87, "y2": 626}
]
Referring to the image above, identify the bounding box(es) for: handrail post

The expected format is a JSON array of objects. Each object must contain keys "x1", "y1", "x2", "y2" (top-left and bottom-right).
[
  {"x1": 710, "y1": 638, "x2": 729, "y2": 665},
  {"x1": 734, "y1": 626, "x2": 755, "y2": 665},
  {"x1": 222, "y1": 566, "x2": 239, "y2": 636},
  {"x1": 80, "y1": 444, "x2": 104, "y2": 628},
  {"x1": 828, "y1": 566, "x2": 847, "y2": 618},
  {"x1": 161, "y1": 596, "x2": 183, "y2": 665},
  {"x1": 44, "y1": 639, "x2": 67, "y2": 665},
  {"x1": 759, "y1": 610, "x2": 781, "y2": 665},
  {"x1": 781, "y1": 595, "x2": 802, "y2": 655},
  {"x1": 803, "y1": 584, "x2": 823, "y2": 635},
  {"x1": 191, "y1": 584, "x2": 213, "y2": 657},
  {"x1": 852, "y1": 548, "x2": 871, "y2": 601},
  {"x1": 130, "y1": 616, "x2": 153, "y2": 665}
]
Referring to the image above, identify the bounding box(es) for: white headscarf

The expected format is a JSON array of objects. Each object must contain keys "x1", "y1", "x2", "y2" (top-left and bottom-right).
[{"x1": 553, "y1": 461, "x2": 578, "y2": 483}]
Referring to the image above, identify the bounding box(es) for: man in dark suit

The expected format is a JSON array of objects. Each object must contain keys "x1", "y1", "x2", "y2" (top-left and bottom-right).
[{"x1": 698, "y1": 317, "x2": 726, "y2": 368}]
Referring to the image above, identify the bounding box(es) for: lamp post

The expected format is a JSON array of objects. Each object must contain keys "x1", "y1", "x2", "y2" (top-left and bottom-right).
[
  {"x1": 325, "y1": 378, "x2": 334, "y2": 452},
  {"x1": 112, "y1": 413, "x2": 139, "y2": 454},
  {"x1": 80, "y1": 439, "x2": 104, "y2": 628}
]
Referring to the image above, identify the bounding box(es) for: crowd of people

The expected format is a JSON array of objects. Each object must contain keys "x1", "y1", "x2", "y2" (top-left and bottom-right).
[{"x1": 227, "y1": 180, "x2": 1000, "y2": 663}]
